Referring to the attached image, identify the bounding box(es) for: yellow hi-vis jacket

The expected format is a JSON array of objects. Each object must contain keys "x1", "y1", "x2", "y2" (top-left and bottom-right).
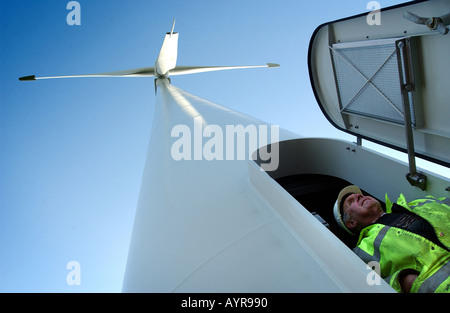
[{"x1": 353, "y1": 194, "x2": 450, "y2": 293}]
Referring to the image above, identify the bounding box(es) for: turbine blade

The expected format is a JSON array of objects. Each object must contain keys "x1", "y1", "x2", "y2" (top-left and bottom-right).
[
  {"x1": 155, "y1": 32, "x2": 179, "y2": 77},
  {"x1": 170, "y1": 19, "x2": 176, "y2": 36},
  {"x1": 19, "y1": 75, "x2": 37, "y2": 81},
  {"x1": 168, "y1": 63, "x2": 279, "y2": 76},
  {"x1": 19, "y1": 67, "x2": 155, "y2": 81}
]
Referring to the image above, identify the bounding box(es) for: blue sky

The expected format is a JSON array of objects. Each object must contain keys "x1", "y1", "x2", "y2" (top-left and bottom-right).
[{"x1": 1, "y1": 0, "x2": 447, "y2": 293}]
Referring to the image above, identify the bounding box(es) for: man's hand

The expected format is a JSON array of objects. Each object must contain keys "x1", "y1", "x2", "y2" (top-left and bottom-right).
[{"x1": 399, "y1": 270, "x2": 419, "y2": 293}]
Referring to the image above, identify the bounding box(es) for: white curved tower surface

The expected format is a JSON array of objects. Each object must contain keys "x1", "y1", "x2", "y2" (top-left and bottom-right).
[{"x1": 120, "y1": 79, "x2": 393, "y2": 292}]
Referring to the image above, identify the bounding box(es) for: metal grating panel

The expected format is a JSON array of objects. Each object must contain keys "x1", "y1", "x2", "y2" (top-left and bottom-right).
[{"x1": 330, "y1": 38, "x2": 416, "y2": 126}]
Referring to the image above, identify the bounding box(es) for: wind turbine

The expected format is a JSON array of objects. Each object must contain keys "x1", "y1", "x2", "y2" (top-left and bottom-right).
[
  {"x1": 19, "y1": 0, "x2": 450, "y2": 293},
  {"x1": 16, "y1": 18, "x2": 394, "y2": 294},
  {"x1": 19, "y1": 20, "x2": 279, "y2": 83}
]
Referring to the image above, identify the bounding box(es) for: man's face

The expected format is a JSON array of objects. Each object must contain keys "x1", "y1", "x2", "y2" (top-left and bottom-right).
[{"x1": 342, "y1": 193, "x2": 383, "y2": 230}]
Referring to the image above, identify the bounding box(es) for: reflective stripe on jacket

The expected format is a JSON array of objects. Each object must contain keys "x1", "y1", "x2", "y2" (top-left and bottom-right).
[{"x1": 353, "y1": 194, "x2": 450, "y2": 293}]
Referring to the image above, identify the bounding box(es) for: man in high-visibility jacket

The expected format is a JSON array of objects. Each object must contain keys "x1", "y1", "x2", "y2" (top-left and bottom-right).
[{"x1": 333, "y1": 185, "x2": 449, "y2": 293}]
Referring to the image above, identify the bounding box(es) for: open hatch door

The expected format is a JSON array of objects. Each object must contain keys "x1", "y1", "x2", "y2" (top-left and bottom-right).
[{"x1": 308, "y1": 0, "x2": 450, "y2": 190}]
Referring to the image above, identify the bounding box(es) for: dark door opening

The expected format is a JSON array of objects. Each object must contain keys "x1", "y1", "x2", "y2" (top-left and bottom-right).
[{"x1": 275, "y1": 174, "x2": 384, "y2": 248}]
